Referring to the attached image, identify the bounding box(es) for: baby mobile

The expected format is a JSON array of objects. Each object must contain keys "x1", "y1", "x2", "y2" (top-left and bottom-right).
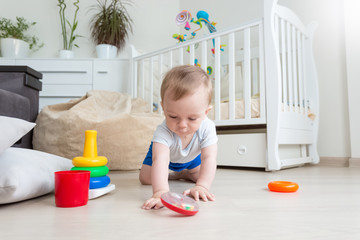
[{"x1": 172, "y1": 10, "x2": 226, "y2": 75}]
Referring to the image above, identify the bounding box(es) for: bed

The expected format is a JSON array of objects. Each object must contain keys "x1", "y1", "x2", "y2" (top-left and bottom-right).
[{"x1": 128, "y1": 0, "x2": 319, "y2": 171}]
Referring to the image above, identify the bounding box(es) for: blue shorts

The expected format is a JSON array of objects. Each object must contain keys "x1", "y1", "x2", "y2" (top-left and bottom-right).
[{"x1": 143, "y1": 142, "x2": 201, "y2": 172}]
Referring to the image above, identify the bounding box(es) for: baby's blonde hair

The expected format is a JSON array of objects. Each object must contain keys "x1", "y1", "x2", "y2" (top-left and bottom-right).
[{"x1": 161, "y1": 65, "x2": 212, "y2": 105}]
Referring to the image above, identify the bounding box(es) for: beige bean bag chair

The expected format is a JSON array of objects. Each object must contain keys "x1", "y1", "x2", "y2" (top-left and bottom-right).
[{"x1": 33, "y1": 90, "x2": 164, "y2": 170}]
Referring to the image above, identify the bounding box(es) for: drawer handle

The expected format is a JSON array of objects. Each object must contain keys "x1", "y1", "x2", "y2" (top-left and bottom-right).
[
  {"x1": 97, "y1": 71, "x2": 108, "y2": 74},
  {"x1": 41, "y1": 70, "x2": 88, "y2": 74},
  {"x1": 237, "y1": 145, "x2": 247, "y2": 155}
]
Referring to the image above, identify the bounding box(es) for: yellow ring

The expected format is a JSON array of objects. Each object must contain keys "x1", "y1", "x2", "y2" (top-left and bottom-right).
[{"x1": 72, "y1": 156, "x2": 108, "y2": 167}]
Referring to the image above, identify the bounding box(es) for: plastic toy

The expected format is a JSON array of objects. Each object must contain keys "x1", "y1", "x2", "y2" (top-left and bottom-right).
[
  {"x1": 191, "y1": 10, "x2": 217, "y2": 37},
  {"x1": 194, "y1": 58, "x2": 201, "y2": 67},
  {"x1": 211, "y1": 44, "x2": 226, "y2": 54},
  {"x1": 71, "y1": 166, "x2": 109, "y2": 178},
  {"x1": 88, "y1": 184, "x2": 115, "y2": 199},
  {"x1": 72, "y1": 157, "x2": 107, "y2": 167},
  {"x1": 55, "y1": 170, "x2": 90, "y2": 208},
  {"x1": 161, "y1": 192, "x2": 199, "y2": 216},
  {"x1": 173, "y1": 10, "x2": 217, "y2": 39},
  {"x1": 172, "y1": 33, "x2": 186, "y2": 43},
  {"x1": 268, "y1": 181, "x2": 299, "y2": 193},
  {"x1": 172, "y1": 10, "x2": 225, "y2": 75},
  {"x1": 89, "y1": 175, "x2": 111, "y2": 189},
  {"x1": 71, "y1": 130, "x2": 115, "y2": 199},
  {"x1": 72, "y1": 130, "x2": 108, "y2": 167},
  {"x1": 185, "y1": 22, "x2": 191, "y2": 30},
  {"x1": 175, "y1": 10, "x2": 192, "y2": 30}
]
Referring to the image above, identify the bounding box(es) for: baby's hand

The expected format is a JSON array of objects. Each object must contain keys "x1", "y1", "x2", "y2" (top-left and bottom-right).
[
  {"x1": 142, "y1": 190, "x2": 168, "y2": 210},
  {"x1": 142, "y1": 197, "x2": 163, "y2": 210},
  {"x1": 183, "y1": 185, "x2": 215, "y2": 202}
]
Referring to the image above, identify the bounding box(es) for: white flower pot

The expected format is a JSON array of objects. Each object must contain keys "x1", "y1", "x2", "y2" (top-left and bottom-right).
[
  {"x1": 96, "y1": 44, "x2": 117, "y2": 59},
  {"x1": 0, "y1": 38, "x2": 29, "y2": 58},
  {"x1": 59, "y1": 50, "x2": 75, "y2": 59}
]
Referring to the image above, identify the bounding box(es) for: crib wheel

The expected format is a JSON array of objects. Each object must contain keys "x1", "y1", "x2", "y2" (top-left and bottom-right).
[{"x1": 268, "y1": 181, "x2": 299, "y2": 193}]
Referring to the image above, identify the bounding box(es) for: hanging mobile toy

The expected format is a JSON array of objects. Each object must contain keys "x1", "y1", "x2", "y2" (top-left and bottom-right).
[
  {"x1": 207, "y1": 66, "x2": 213, "y2": 75},
  {"x1": 172, "y1": 33, "x2": 187, "y2": 43},
  {"x1": 194, "y1": 59, "x2": 201, "y2": 67},
  {"x1": 161, "y1": 192, "x2": 199, "y2": 216},
  {"x1": 175, "y1": 10, "x2": 192, "y2": 30},
  {"x1": 191, "y1": 10, "x2": 217, "y2": 47},
  {"x1": 196, "y1": 11, "x2": 217, "y2": 33},
  {"x1": 211, "y1": 44, "x2": 226, "y2": 54}
]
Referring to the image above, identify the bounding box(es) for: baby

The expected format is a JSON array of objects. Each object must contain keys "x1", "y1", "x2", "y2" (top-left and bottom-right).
[{"x1": 139, "y1": 65, "x2": 218, "y2": 210}]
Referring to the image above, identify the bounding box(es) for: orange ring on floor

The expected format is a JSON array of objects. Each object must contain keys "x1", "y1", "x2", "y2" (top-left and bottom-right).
[{"x1": 268, "y1": 181, "x2": 299, "y2": 192}]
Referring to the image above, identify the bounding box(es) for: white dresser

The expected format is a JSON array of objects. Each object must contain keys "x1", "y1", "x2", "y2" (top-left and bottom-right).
[{"x1": 0, "y1": 58, "x2": 130, "y2": 110}]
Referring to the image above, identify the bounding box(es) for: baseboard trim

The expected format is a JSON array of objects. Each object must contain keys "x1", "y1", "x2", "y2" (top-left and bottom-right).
[
  {"x1": 319, "y1": 157, "x2": 349, "y2": 167},
  {"x1": 349, "y1": 158, "x2": 360, "y2": 167}
]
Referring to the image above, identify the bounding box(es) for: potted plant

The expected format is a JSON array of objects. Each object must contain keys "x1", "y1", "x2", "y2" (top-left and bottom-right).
[
  {"x1": 57, "y1": 0, "x2": 82, "y2": 58},
  {"x1": 0, "y1": 17, "x2": 43, "y2": 58},
  {"x1": 89, "y1": 0, "x2": 133, "y2": 58}
]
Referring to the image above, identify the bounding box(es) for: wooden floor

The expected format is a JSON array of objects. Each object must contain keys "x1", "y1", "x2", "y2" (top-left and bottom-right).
[{"x1": 0, "y1": 165, "x2": 359, "y2": 240}]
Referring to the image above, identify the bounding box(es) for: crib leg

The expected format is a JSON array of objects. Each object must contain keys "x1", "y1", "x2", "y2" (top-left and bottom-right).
[
  {"x1": 266, "y1": 140, "x2": 281, "y2": 171},
  {"x1": 308, "y1": 144, "x2": 320, "y2": 164}
]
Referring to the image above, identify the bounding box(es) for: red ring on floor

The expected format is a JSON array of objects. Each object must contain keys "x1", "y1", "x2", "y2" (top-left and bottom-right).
[{"x1": 268, "y1": 181, "x2": 299, "y2": 192}]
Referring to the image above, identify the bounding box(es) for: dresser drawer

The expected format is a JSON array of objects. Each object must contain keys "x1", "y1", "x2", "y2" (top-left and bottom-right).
[
  {"x1": 0, "y1": 59, "x2": 16, "y2": 65},
  {"x1": 40, "y1": 84, "x2": 92, "y2": 97},
  {"x1": 93, "y1": 59, "x2": 129, "y2": 93},
  {"x1": 16, "y1": 60, "x2": 93, "y2": 85},
  {"x1": 217, "y1": 133, "x2": 266, "y2": 168}
]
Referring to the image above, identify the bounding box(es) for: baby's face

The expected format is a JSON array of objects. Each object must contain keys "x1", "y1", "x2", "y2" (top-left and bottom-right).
[{"x1": 161, "y1": 85, "x2": 211, "y2": 138}]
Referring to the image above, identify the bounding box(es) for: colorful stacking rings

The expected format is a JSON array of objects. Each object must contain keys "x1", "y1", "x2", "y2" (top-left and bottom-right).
[
  {"x1": 71, "y1": 130, "x2": 111, "y2": 193},
  {"x1": 268, "y1": 181, "x2": 299, "y2": 193},
  {"x1": 72, "y1": 156, "x2": 108, "y2": 167},
  {"x1": 71, "y1": 166, "x2": 109, "y2": 178},
  {"x1": 89, "y1": 175, "x2": 111, "y2": 189}
]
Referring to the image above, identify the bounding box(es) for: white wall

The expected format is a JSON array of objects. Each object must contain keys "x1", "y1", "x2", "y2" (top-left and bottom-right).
[
  {"x1": 344, "y1": 0, "x2": 360, "y2": 159},
  {"x1": 0, "y1": 0, "x2": 179, "y2": 58},
  {"x1": 0, "y1": 0, "x2": 353, "y2": 159}
]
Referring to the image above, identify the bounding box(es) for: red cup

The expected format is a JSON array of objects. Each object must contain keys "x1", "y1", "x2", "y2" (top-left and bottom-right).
[{"x1": 55, "y1": 170, "x2": 90, "y2": 208}]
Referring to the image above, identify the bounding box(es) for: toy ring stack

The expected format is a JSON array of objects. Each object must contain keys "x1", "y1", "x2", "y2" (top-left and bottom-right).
[
  {"x1": 161, "y1": 192, "x2": 199, "y2": 216},
  {"x1": 71, "y1": 130, "x2": 115, "y2": 199},
  {"x1": 71, "y1": 165, "x2": 109, "y2": 178},
  {"x1": 72, "y1": 130, "x2": 108, "y2": 167},
  {"x1": 268, "y1": 181, "x2": 299, "y2": 193}
]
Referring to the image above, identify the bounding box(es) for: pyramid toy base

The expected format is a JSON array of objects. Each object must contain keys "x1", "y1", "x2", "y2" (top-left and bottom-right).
[{"x1": 89, "y1": 184, "x2": 115, "y2": 200}]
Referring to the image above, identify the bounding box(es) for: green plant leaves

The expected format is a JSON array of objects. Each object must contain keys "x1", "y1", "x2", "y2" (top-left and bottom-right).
[
  {"x1": 89, "y1": 0, "x2": 133, "y2": 52},
  {"x1": 0, "y1": 16, "x2": 43, "y2": 51},
  {"x1": 58, "y1": 0, "x2": 81, "y2": 50}
]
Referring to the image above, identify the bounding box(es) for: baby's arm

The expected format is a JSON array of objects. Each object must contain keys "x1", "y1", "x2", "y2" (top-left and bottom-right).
[
  {"x1": 142, "y1": 142, "x2": 170, "y2": 210},
  {"x1": 184, "y1": 143, "x2": 218, "y2": 201}
]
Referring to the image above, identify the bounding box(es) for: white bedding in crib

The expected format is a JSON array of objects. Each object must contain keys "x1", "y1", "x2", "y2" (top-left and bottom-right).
[
  {"x1": 208, "y1": 97, "x2": 260, "y2": 120},
  {"x1": 207, "y1": 98, "x2": 316, "y2": 121}
]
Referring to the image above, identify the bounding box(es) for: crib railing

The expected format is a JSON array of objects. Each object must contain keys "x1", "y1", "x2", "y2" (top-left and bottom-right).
[
  {"x1": 132, "y1": 18, "x2": 267, "y2": 126},
  {"x1": 275, "y1": 6, "x2": 310, "y2": 117}
]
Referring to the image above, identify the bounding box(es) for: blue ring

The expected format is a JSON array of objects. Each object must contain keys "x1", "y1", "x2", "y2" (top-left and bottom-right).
[{"x1": 89, "y1": 175, "x2": 110, "y2": 189}]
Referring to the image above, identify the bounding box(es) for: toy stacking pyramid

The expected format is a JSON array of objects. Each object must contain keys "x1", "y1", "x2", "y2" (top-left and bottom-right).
[{"x1": 71, "y1": 130, "x2": 115, "y2": 199}]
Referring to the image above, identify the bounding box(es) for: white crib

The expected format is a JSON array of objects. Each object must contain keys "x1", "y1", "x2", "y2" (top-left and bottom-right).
[{"x1": 129, "y1": 0, "x2": 319, "y2": 171}]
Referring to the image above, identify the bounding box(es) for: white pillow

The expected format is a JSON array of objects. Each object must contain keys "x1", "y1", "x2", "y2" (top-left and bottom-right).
[
  {"x1": 0, "y1": 147, "x2": 73, "y2": 204},
  {"x1": 0, "y1": 116, "x2": 36, "y2": 153}
]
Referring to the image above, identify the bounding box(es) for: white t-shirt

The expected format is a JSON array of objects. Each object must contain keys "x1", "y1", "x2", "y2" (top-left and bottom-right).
[{"x1": 152, "y1": 117, "x2": 217, "y2": 164}]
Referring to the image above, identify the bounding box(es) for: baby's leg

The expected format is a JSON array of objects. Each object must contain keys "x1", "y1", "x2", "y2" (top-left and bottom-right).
[
  {"x1": 139, "y1": 164, "x2": 152, "y2": 185},
  {"x1": 169, "y1": 166, "x2": 200, "y2": 183},
  {"x1": 187, "y1": 166, "x2": 200, "y2": 182}
]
